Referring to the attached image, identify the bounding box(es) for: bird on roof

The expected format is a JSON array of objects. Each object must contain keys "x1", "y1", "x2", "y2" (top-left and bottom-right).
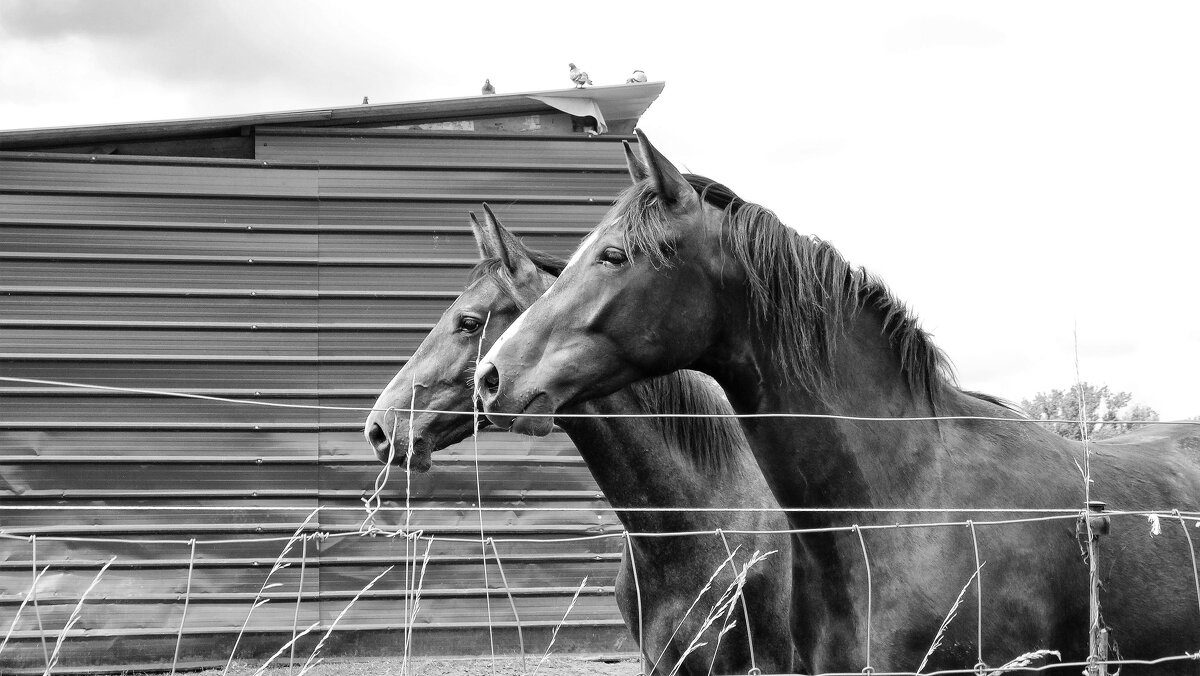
[
  {"x1": 626, "y1": 70, "x2": 647, "y2": 84},
  {"x1": 568, "y1": 63, "x2": 592, "y2": 88},
  {"x1": 481, "y1": 79, "x2": 495, "y2": 95},
  {"x1": 362, "y1": 96, "x2": 369, "y2": 104}
]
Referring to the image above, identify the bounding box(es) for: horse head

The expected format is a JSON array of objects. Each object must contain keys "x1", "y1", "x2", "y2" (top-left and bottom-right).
[
  {"x1": 364, "y1": 205, "x2": 558, "y2": 469},
  {"x1": 476, "y1": 130, "x2": 741, "y2": 434}
]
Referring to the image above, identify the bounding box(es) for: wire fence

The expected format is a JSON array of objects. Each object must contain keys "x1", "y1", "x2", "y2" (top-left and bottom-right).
[{"x1": 2, "y1": 376, "x2": 1200, "y2": 675}]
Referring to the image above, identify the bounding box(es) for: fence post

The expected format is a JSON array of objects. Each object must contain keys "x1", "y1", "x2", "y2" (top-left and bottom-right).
[{"x1": 1076, "y1": 500, "x2": 1110, "y2": 676}]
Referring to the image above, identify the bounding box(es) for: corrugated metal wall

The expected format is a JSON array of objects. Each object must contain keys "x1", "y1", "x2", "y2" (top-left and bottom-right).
[{"x1": 0, "y1": 129, "x2": 635, "y2": 673}]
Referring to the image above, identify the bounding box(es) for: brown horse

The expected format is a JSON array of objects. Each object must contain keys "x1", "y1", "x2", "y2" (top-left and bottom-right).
[
  {"x1": 475, "y1": 131, "x2": 1200, "y2": 674},
  {"x1": 364, "y1": 206, "x2": 799, "y2": 675}
]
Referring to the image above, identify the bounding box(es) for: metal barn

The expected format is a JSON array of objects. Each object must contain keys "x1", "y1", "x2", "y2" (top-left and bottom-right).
[{"x1": 0, "y1": 82, "x2": 664, "y2": 673}]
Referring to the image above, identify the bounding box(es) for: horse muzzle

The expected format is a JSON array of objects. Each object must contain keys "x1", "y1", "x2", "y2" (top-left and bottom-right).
[{"x1": 475, "y1": 361, "x2": 556, "y2": 436}]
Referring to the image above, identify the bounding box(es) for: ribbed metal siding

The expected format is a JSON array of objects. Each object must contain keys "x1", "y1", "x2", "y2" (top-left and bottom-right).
[
  {"x1": 0, "y1": 132, "x2": 633, "y2": 673},
  {"x1": 255, "y1": 128, "x2": 632, "y2": 169}
]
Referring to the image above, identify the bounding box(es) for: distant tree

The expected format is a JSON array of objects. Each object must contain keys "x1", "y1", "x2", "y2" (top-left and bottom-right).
[{"x1": 1021, "y1": 382, "x2": 1159, "y2": 441}]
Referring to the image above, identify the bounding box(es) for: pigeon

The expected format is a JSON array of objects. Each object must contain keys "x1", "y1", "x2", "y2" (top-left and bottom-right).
[
  {"x1": 481, "y1": 79, "x2": 495, "y2": 95},
  {"x1": 568, "y1": 63, "x2": 592, "y2": 88},
  {"x1": 362, "y1": 96, "x2": 369, "y2": 104},
  {"x1": 626, "y1": 70, "x2": 647, "y2": 84}
]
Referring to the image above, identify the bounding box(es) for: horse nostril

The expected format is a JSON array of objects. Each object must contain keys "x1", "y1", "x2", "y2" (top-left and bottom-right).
[
  {"x1": 476, "y1": 362, "x2": 501, "y2": 398},
  {"x1": 367, "y1": 423, "x2": 391, "y2": 456}
]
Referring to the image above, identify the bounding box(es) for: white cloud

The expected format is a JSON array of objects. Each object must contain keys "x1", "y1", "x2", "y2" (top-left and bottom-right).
[
  {"x1": 1, "y1": 0, "x2": 1197, "y2": 418},
  {"x1": 883, "y1": 14, "x2": 1005, "y2": 52}
]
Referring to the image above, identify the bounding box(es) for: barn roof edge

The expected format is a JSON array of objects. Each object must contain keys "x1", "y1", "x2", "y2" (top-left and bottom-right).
[{"x1": 0, "y1": 81, "x2": 665, "y2": 150}]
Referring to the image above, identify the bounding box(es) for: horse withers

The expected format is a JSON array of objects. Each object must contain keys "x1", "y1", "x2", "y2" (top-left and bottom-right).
[
  {"x1": 364, "y1": 206, "x2": 801, "y2": 675},
  {"x1": 475, "y1": 130, "x2": 1200, "y2": 674}
]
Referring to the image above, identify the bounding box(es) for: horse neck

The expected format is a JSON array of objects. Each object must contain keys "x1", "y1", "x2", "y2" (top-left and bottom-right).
[
  {"x1": 555, "y1": 387, "x2": 722, "y2": 533},
  {"x1": 708, "y1": 306, "x2": 944, "y2": 513},
  {"x1": 516, "y1": 269, "x2": 730, "y2": 529}
]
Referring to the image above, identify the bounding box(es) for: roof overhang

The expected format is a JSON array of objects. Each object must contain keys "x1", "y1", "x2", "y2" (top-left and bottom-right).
[{"x1": 0, "y1": 82, "x2": 664, "y2": 150}]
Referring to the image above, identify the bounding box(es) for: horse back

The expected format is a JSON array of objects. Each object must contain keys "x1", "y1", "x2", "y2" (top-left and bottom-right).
[
  {"x1": 1091, "y1": 422, "x2": 1200, "y2": 508},
  {"x1": 1080, "y1": 423, "x2": 1200, "y2": 663}
]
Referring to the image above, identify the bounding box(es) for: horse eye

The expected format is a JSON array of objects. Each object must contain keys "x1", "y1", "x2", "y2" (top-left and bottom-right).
[
  {"x1": 599, "y1": 247, "x2": 628, "y2": 266},
  {"x1": 458, "y1": 316, "x2": 482, "y2": 333}
]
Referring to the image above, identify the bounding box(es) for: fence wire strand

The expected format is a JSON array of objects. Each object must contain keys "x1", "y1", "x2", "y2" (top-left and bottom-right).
[
  {"x1": 966, "y1": 520, "x2": 985, "y2": 673},
  {"x1": 4, "y1": 375, "x2": 1197, "y2": 427},
  {"x1": 1173, "y1": 509, "x2": 1200, "y2": 634},
  {"x1": 852, "y1": 525, "x2": 873, "y2": 674},
  {"x1": 29, "y1": 535, "x2": 49, "y2": 671},
  {"x1": 8, "y1": 511, "x2": 1197, "y2": 549},
  {"x1": 289, "y1": 536, "x2": 308, "y2": 676},
  {"x1": 623, "y1": 530, "x2": 648, "y2": 676},
  {"x1": 5, "y1": 508, "x2": 1200, "y2": 674},
  {"x1": 171, "y1": 538, "x2": 197, "y2": 676},
  {"x1": 472, "y1": 313, "x2": 498, "y2": 676},
  {"x1": 4, "y1": 373, "x2": 1200, "y2": 675}
]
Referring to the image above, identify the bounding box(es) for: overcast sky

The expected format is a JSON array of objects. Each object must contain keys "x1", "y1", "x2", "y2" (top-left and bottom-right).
[{"x1": 2, "y1": 1, "x2": 1197, "y2": 419}]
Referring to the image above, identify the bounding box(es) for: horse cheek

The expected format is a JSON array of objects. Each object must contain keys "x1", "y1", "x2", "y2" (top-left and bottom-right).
[{"x1": 666, "y1": 286, "x2": 720, "y2": 368}]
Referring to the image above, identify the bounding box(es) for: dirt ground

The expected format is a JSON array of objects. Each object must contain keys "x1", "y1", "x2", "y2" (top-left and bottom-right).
[{"x1": 197, "y1": 655, "x2": 643, "y2": 676}]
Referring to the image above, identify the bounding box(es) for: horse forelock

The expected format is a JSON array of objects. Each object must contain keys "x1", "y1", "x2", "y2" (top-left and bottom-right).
[
  {"x1": 604, "y1": 181, "x2": 680, "y2": 268},
  {"x1": 627, "y1": 370, "x2": 746, "y2": 472},
  {"x1": 611, "y1": 173, "x2": 960, "y2": 409},
  {"x1": 467, "y1": 248, "x2": 567, "y2": 313}
]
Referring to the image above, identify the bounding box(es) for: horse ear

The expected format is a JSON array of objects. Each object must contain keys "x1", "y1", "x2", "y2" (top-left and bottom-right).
[
  {"x1": 469, "y1": 211, "x2": 496, "y2": 261},
  {"x1": 482, "y1": 204, "x2": 539, "y2": 282},
  {"x1": 624, "y1": 140, "x2": 649, "y2": 182},
  {"x1": 635, "y1": 129, "x2": 698, "y2": 213}
]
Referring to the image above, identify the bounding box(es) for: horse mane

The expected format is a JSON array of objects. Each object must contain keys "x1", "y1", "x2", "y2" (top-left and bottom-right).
[
  {"x1": 466, "y1": 247, "x2": 566, "y2": 311},
  {"x1": 963, "y1": 390, "x2": 1027, "y2": 416},
  {"x1": 627, "y1": 370, "x2": 746, "y2": 472},
  {"x1": 610, "y1": 174, "x2": 959, "y2": 409},
  {"x1": 470, "y1": 238, "x2": 744, "y2": 470}
]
